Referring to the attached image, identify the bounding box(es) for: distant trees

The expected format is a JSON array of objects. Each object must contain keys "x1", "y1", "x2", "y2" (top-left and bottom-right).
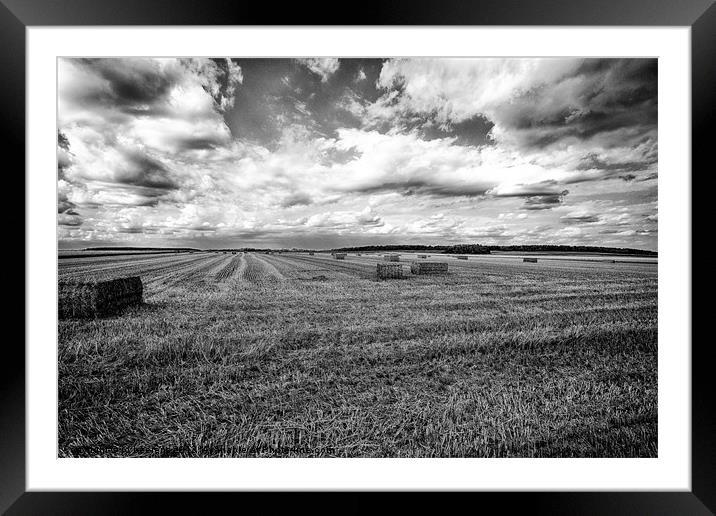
[
  {"x1": 328, "y1": 243, "x2": 655, "y2": 256},
  {"x1": 486, "y1": 245, "x2": 657, "y2": 256},
  {"x1": 442, "y1": 244, "x2": 491, "y2": 255},
  {"x1": 330, "y1": 244, "x2": 446, "y2": 253}
]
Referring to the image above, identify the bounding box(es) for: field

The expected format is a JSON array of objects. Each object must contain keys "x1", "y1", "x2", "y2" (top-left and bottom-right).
[{"x1": 58, "y1": 251, "x2": 658, "y2": 457}]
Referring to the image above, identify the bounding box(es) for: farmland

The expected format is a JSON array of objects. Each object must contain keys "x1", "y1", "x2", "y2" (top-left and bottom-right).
[{"x1": 58, "y1": 251, "x2": 657, "y2": 458}]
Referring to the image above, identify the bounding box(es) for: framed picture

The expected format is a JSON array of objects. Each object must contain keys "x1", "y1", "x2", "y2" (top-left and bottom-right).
[{"x1": 5, "y1": 0, "x2": 712, "y2": 512}]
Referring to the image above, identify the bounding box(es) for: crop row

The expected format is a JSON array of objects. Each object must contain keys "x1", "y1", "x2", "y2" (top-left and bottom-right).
[
  {"x1": 240, "y1": 254, "x2": 285, "y2": 283},
  {"x1": 214, "y1": 254, "x2": 245, "y2": 282}
]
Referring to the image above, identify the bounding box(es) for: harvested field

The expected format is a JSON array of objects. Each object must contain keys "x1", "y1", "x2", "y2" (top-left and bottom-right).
[
  {"x1": 58, "y1": 251, "x2": 657, "y2": 458},
  {"x1": 59, "y1": 276, "x2": 143, "y2": 318},
  {"x1": 240, "y1": 253, "x2": 284, "y2": 283},
  {"x1": 214, "y1": 254, "x2": 244, "y2": 282}
]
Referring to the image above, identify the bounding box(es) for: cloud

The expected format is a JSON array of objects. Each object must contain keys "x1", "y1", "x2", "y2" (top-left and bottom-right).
[
  {"x1": 356, "y1": 206, "x2": 384, "y2": 226},
  {"x1": 113, "y1": 148, "x2": 179, "y2": 190},
  {"x1": 522, "y1": 193, "x2": 569, "y2": 210},
  {"x1": 281, "y1": 192, "x2": 314, "y2": 208},
  {"x1": 57, "y1": 58, "x2": 657, "y2": 251},
  {"x1": 325, "y1": 129, "x2": 548, "y2": 200},
  {"x1": 58, "y1": 212, "x2": 82, "y2": 226},
  {"x1": 487, "y1": 182, "x2": 566, "y2": 198},
  {"x1": 560, "y1": 214, "x2": 601, "y2": 224},
  {"x1": 371, "y1": 58, "x2": 657, "y2": 153},
  {"x1": 298, "y1": 58, "x2": 340, "y2": 82},
  {"x1": 68, "y1": 58, "x2": 179, "y2": 112},
  {"x1": 304, "y1": 210, "x2": 364, "y2": 230}
]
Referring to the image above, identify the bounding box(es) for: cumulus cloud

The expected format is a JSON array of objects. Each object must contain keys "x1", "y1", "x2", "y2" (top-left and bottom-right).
[{"x1": 373, "y1": 58, "x2": 655, "y2": 141}]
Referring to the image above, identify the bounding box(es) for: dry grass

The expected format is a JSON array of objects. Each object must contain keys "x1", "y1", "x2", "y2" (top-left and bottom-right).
[
  {"x1": 58, "y1": 252, "x2": 657, "y2": 458},
  {"x1": 59, "y1": 277, "x2": 143, "y2": 319}
]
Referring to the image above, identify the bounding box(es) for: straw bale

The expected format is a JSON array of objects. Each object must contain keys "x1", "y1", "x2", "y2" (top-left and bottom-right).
[
  {"x1": 377, "y1": 263, "x2": 402, "y2": 279},
  {"x1": 410, "y1": 262, "x2": 448, "y2": 274}
]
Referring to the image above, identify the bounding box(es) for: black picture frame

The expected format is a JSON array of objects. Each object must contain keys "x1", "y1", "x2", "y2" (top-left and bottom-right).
[{"x1": 3, "y1": 0, "x2": 712, "y2": 513}]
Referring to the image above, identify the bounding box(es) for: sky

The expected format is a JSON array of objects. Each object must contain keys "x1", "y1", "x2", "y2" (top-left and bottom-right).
[{"x1": 57, "y1": 58, "x2": 658, "y2": 250}]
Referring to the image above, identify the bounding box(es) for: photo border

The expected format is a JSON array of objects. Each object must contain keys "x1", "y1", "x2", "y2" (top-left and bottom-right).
[{"x1": 4, "y1": 0, "x2": 712, "y2": 513}]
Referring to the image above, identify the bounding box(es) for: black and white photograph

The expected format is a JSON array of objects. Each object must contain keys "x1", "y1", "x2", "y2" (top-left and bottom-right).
[{"x1": 57, "y1": 57, "x2": 658, "y2": 458}]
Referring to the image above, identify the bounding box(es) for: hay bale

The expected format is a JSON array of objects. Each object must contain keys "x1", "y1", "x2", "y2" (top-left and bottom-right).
[
  {"x1": 334, "y1": 253, "x2": 346, "y2": 260},
  {"x1": 411, "y1": 261, "x2": 448, "y2": 275},
  {"x1": 383, "y1": 254, "x2": 400, "y2": 262},
  {"x1": 417, "y1": 254, "x2": 428, "y2": 259},
  {"x1": 377, "y1": 263, "x2": 402, "y2": 279},
  {"x1": 59, "y1": 276, "x2": 143, "y2": 319},
  {"x1": 456, "y1": 256, "x2": 468, "y2": 260},
  {"x1": 523, "y1": 257, "x2": 538, "y2": 263}
]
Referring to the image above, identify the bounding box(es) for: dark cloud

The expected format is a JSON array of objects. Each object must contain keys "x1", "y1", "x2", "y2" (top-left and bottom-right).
[
  {"x1": 489, "y1": 182, "x2": 569, "y2": 209},
  {"x1": 561, "y1": 214, "x2": 601, "y2": 224},
  {"x1": 58, "y1": 131, "x2": 73, "y2": 178},
  {"x1": 356, "y1": 211, "x2": 384, "y2": 227},
  {"x1": 523, "y1": 191, "x2": 570, "y2": 210},
  {"x1": 73, "y1": 58, "x2": 178, "y2": 113},
  {"x1": 58, "y1": 192, "x2": 76, "y2": 214},
  {"x1": 349, "y1": 179, "x2": 491, "y2": 198},
  {"x1": 281, "y1": 192, "x2": 313, "y2": 208},
  {"x1": 117, "y1": 226, "x2": 148, "y2": 234},
  {"x1": 180, "y1": 225, "x2": 217, "y2": 232},
  {"x1": 173, "y1": 135, "x2": 228, "y2": 151},
  {"x1": 205, "y1": 58, "x2": 243, "y2": 109},
  {"x1": 504, "y1": 59, "x2": 657, "y2": 149},
  {"x1": 576, "y1": 152, "x2": 655, "y2": 173},
  {"x1": 58, "y1": 212, "x2": 82, "y2": 226},
  {"x1": 114, "y1": 149, "x2": 179, "y2": 191},
  {"x1": 399, "y1": 114, "x2": 495, "y2": 148},
  {"x1": 58, "y1": 131, "x2": 70, "y2": 151}
]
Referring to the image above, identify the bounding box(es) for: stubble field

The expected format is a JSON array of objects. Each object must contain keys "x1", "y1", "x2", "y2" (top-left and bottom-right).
[{"x1": 58, "y1": 251, "x2": 657, "y2": 457}]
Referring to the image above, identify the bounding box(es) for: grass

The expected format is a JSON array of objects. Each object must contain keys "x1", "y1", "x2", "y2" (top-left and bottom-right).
[{"x1": 58, "y1": 252, "x2": 657, "y2": 457}]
